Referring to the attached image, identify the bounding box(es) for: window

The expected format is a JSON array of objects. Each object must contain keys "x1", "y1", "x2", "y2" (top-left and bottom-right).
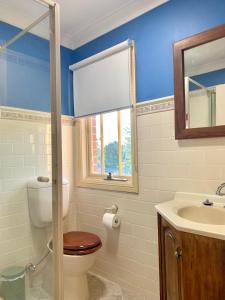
[
  {"x1": 72, "y1": 40, "x2": 138, "y2": 192},
  {"x1": 88, "y1": 109, "x2": 132, "y2": 177},
  {"x1": 75, "y1": 108, "x2": 138, "y2": 193}
]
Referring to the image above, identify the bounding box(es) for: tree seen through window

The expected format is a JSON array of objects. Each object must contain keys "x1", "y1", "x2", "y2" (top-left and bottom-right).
[{"x1": 89, "y1": 109, "x2": 132, "y2": 177}]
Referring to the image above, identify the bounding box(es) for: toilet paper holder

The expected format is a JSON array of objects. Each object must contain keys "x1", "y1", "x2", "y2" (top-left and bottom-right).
[{"x1": 104, "y1": 204, "x2": 118, "y2": 214}]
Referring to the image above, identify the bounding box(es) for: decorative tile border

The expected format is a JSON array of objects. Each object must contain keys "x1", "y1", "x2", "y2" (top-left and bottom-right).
[
  {"x1": 0, "y1": 96, "x2": 174, "y2": 124},
  {"x1": 136, "y1": 96, "x2": 174, "y2": 116},
  {"x1": 0, "y1": 106, "x2": 74, "y2": 125},
  {"x1": 0, "y1": 47, "x2": 49, "y2": 72}
]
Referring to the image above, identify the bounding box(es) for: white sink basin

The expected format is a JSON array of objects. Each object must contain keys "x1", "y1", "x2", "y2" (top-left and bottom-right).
[
  {"x1": 177, "y1": 206, "x2": 225, "y2": 225},
  {"x1": 155, "y1": 192, "x2": 225, "y2": 240}
]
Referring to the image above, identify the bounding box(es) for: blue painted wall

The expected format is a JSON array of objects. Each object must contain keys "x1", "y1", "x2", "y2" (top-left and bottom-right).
[
  {"x1": 0, "y1": 21, "x2": 74, "y2": 115},
  {"x1": 1, "y1": 0, "x2": 225, "y2": 115},
  {"x1": 191, "y1": 69, "x2": 225, "y2": 89},
  {"x1": 72, "y1": 0, "x2": 225, "y2": 103}
]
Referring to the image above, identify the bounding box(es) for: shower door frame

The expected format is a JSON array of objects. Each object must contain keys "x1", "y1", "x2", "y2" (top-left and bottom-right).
[
  {"x1": 0, "y1": 0, "x2": 64, "y2": 298},
  {"x1": 38, "y1": 0, "x2": 64, "y2": 298},
  {"x1": 49, "y1": 2, "x2": 64, "y2": 300}
]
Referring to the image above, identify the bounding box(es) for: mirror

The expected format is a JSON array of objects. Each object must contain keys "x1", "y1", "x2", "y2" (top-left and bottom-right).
[
  {"x1": 174, "y1": 24, "x2": 225, "y2": 139},
  {"x1": 184, "y1": 37, "x2": 225, "y2": 129}
]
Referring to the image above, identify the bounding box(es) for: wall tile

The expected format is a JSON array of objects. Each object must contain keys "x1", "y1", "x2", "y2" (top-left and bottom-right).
[
  {"x1": 0, "y1": 117, "x2": 74, "y2": 287},
  {"x1": 72, "y1": 108, "x2": 225, "y2": 299}
]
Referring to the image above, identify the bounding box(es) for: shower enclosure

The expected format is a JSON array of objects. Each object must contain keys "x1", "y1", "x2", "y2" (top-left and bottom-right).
[
  {"x1": 185, "y1": 76, "x2": 216, "y2": 128},
  {"x1": 0, "y1": 0, "x2": 63, "y2": 299}
]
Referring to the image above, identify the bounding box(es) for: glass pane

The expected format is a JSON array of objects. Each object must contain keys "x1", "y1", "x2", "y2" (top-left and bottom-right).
[
  {"x1": 89, "y1": 115, "x2": 101, "y2": 174},
  {"x1": 188, "y1": 84, "x2": 211, "y2": 128},
  {"x1": 0, "y1": 0, "x2": 48, "y2": 32},
  {"x1": 0, "y1": 3, "x2": 55, "y2": 299},
  {"x1": 184, "y1": 37, "x2": 225, "y2": 129},
  {"x1": 103, "y1": 111, "x2": 119, "y2": 175},
  {"x1": 89, "y1": 109, "x2": 132, "y2": 177},
  {"x1": 121, "y1": 109, "x2": 132, "y2": 176}
]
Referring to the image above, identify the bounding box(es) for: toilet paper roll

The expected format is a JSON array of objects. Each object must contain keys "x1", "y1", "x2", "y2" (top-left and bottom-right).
[{"x1": 102, "y1": 213, "x2": 121, "y2": 229}]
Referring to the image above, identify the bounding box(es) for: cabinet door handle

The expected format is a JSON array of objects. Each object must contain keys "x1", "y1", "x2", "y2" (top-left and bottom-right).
[{"x1": 174, "y1": 249, "x2": 182, "y2": 259}]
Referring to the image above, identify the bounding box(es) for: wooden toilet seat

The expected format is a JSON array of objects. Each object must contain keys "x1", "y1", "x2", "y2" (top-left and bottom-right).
[{"x1": 63, "y1": 231, "x2": 102, "y2": 255}]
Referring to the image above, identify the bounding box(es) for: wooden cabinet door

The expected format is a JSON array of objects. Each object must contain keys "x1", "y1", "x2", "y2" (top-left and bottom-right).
[
  {"x1": 181, "y1": 232, "x2": 225, "y2": 300},
  {"x1": 158, "y1": 215, "x2": 183, "y2": 300},
  {"x1": 158, "y1": 214, "x2": 225, "y2": 300}
]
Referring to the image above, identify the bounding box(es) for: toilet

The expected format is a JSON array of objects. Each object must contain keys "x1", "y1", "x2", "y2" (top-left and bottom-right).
[
  {"x1": 62, "y1": 231, "x2": 102, "y2": 300},
  {"x1": 27, "y1": 179, "x2": 102, "y2": 300}
]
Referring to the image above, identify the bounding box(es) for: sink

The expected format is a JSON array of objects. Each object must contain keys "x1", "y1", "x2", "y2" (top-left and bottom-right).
[
  {"x1": 155, "y1": 192, "x2": 225, "y2": 240},
  {"x1": 177, "y1": 205, "x2": 225, "y2": 225}
]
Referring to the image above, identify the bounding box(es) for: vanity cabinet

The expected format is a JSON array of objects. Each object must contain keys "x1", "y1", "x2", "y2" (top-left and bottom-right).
[{"x1": 158, "y1": 214, "x2": 225, "y2": 300}]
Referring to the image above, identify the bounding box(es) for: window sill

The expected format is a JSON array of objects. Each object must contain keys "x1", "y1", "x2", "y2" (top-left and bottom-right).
[{"x1": 76, "y1": 176, "x2": 138, "y2": 193}]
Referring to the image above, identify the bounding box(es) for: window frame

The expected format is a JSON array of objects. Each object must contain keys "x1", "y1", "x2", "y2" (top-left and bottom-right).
[
  {"x1": 87, "y1": 110, "x2": 132, "y2": 178},
  {"x1": 74, "y1": 46, "x2": 138, "y2": 193}
]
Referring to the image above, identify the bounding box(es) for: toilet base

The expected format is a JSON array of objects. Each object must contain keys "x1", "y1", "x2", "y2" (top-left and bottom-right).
[{"x1": 64, "y1": 273, "x2": 89, "y2": 300}]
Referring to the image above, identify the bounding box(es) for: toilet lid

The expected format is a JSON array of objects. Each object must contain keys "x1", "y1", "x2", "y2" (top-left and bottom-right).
[{"x1": 63, "y1": 231, "x2": 101, "y2": 251}]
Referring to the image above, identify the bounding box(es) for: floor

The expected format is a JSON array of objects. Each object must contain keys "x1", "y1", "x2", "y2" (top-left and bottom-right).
[
  {"x1": 89, "y1": 273, "x2": 122, "y2": 300},
  {"x1": 29, "y1": 273, "x2": 144, "y2": 300},
  {"x1": 29, "y1": 286, "x2": 50, "y2": 300},
  {"x1": 88, "y1": 273, "x2": 145, "y2": 300}
]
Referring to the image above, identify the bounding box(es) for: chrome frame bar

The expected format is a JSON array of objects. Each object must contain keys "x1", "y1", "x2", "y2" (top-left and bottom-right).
[
  {"x1": 184, "y1": 76, "x2": 190, "y2": 128},
  {"x1": 188, "y1": 77, "x2": 207, "y2": 90},
  {"x1": 34, "y1": 0, "x2": 55, "y2": 7},
  {"x1": 210, "y1": 91, "x2": 216, "y2": 126},
  {"x1": 188, "y1": 77, "x2": 215, "y2": 93},
  {"x1": 0, "y1": 11, "x2": 49, "y2": 52},
  {"x1": 49, "y1": 3, "x2": 64, "y2": 300}
]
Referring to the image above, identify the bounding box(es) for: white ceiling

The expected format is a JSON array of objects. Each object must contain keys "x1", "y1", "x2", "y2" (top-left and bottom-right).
[
  {"x1": 0, "y1": 0, "x2": 168, "y2": 49},
  {"x1": 0, "y1": 0, "x2": 50, "y2": 42},
  {"x1": 56, "y1": 0, "x2": 169, "y2": 49},
  {"x1": 185, "y1": 37, "x2": 225, "y2": 77}
]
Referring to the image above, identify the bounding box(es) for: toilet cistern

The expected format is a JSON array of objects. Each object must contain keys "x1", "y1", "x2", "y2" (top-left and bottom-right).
[
  {"x1": 27, "y1": 177, "x2": 102, "y2": 300},
  {"x1": 27, "y1": 177, "x2": 70, "y2": 228}
]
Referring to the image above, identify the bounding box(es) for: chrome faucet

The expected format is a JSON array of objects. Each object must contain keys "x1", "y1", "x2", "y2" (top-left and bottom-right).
[{"x1": 216, "y1": 182, "x2": 225, "y2": 196}]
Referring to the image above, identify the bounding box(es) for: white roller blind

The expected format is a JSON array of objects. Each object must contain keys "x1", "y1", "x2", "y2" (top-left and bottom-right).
[{"x1": 69, "y1": 40, "x2": 134, "y2": 118}]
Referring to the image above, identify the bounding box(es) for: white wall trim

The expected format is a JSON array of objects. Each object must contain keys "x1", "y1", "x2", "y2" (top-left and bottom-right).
[
  {"x1": 136, "y1": 95, "x2": 174, "y2": 116},
  {"x1": 0, "y1": 106, "x2": 74, "y2": 125}
]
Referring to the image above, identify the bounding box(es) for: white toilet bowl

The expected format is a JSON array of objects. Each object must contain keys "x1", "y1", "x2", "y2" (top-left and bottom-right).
[
  {"x1": 48, "y1": 231, "x2": 102, "y2": 300},
  {"x1": 63, "y1": 251, "x2": 98, "y2": 300}
]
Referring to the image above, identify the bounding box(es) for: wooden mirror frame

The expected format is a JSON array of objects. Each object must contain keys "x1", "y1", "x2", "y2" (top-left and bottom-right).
[{"x1": 174, "y1": 24, "x2": 225, "y2": 139}]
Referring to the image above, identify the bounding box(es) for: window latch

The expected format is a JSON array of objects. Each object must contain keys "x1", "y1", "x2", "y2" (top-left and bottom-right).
[{"x1": 104, "y1": 172, "x2": 128, "y2": 182}]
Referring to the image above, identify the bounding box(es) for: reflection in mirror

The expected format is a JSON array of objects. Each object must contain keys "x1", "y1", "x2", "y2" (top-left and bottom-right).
[{"x1": 184, "y1": 37, "x2": 225, "y2": 129}]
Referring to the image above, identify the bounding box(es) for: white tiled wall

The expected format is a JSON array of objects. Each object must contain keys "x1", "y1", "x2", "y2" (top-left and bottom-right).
[
  {"x1": 0, "y1": 112, "x2": 74, "y2": 289},
  {"x1": 72, "y1": 99, "x2": 225, "y2": 300},
  {"x1": 0, "y1": 119, "x2": 51, "y2": 274},
  {"x1": 62, "y1": 121, "x2": 77, "y2": 232},
  {"x1": 2, "y1": 101, "x2": 225, "y2": 299}
]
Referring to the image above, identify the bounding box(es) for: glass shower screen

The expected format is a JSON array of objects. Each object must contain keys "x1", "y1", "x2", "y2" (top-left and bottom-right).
[{"x1": 0, "y1": 1, "x2": 63, "y2": 299}]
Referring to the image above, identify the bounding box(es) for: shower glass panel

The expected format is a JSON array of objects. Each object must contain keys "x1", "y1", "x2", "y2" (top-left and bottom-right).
[
  {"x1": 185, "y1": 77, "x2": 216, "y2": 129},
  {"x1": 0, "y1": 1, "x2": 63, "y2": 299}
]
